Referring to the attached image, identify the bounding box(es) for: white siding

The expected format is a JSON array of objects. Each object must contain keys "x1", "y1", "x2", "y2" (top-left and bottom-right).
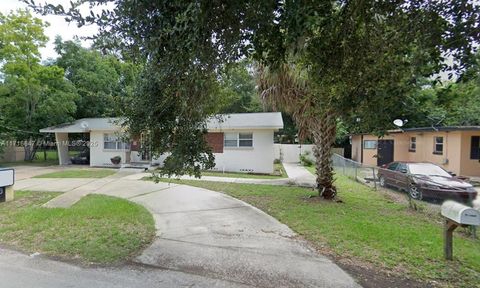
[{"x1": 89, "y1": 131, "x2": 129, "y2": 167}]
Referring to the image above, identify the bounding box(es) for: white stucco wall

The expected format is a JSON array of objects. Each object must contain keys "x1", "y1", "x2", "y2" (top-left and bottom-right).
[
  {"x1": 150, "y1": 129, "x2": 276, "y2": 174},
  {"x1": 211, "y1": 129, "x2": 275, "y2": 174},
  {"x1": 89, "y1": 130, "x2": 129, "y2": 167},
  {"x1": 90, "y1": 129, "x2": 276, "y2": 173},
  {"x1": 273, "y1": 144, "x2": 344, "y2": 163}
]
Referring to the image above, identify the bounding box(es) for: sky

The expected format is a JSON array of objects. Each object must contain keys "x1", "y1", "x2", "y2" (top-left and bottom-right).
[{"x1": 1, "y1": 0, "x2": 103, "y2": 60}]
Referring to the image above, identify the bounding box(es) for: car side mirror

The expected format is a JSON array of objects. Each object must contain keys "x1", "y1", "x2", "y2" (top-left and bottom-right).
[
  {"x1": 381, "y1": 164, "x2": 387, "y2": 168},
  {"x1": 399, "y1": 168, "x2": 407, "y2": 173},
  {"x1": 448, "y1": 171, "x2": 456, "y2": 177}
]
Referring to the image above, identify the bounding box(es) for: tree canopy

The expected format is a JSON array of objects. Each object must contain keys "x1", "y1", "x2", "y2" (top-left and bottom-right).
[
  {"x1": 0, "y1": 10, "x2": 78, "y2": 160},
  {"x1": 26, "y1": 1, "x2": 479, "y2": 192},
  {"x1": 53, "y1": 37, "x2": 138, "y2": 119}
]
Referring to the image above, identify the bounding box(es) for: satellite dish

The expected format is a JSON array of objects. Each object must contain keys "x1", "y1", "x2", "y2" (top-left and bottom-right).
[
  {"x1": 80, "y1": 121, "x2": 89, "y2": 129},
  {"x1": 393, "y1": 119, "x2": 408, "y2": 127}
]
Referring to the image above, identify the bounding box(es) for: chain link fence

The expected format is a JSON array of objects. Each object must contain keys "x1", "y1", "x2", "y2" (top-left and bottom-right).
[
  {"x1": 331, "y1": 153, "x2": 449, "y2": 221},
  {"x1": 332, "y1": 153, "x2": 378, "y2": 189}
]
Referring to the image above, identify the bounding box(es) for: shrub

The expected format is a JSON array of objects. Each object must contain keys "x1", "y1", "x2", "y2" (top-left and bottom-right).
[
  {"x1": 300, "y1": 151, "x2": 314, "y2": 166},
  {"x1": 110, "y1": 156, "x2": 122, "y2": 165}
]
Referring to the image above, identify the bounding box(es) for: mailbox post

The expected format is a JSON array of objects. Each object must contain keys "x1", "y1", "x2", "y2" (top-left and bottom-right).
[
  {"x1": 0, "y1": 168, "x2": 15, "y2": 202},
  {"x1": 441, "y1": 201, "x2": 480, "y2": 260}
]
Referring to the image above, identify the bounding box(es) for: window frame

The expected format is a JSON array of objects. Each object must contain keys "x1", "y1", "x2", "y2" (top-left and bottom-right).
[
  {"x1": 103, "y1": 133, "x2": 130, "y2": 151},
  {"x1": 223, "y1": 132, "x2": 254, "y2": 148},
  {"x1": 363, "y1": 140, "x2": 377, "y2": 150},
  {"x1": 433, "y1": 136, "x2": 444, "y2": 155},
  {"x1": 409, "y1": 137, "x2": 416, "y2": 152}
]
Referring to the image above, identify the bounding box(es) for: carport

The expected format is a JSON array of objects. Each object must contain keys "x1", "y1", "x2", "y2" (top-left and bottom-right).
[{"x1": 39, "y1": 118, "x2": 128, "y2": 166}]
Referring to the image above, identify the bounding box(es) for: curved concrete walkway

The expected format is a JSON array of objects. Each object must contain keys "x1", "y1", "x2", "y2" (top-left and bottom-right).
[{"x1": 13, "y1": 171, "x2": 359, "y2": 287}]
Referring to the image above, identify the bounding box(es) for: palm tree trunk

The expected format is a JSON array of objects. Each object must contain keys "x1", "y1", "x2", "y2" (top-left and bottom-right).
[{"x1": 312, "y1": 110, "x2": 337, "y2": 199}]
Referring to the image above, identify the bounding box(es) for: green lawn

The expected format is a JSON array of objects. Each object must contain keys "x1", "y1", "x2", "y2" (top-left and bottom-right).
[
  {"x1": 161, "y1": 176, "x2": 480, "y2": 287},
  {"x1": 305, "y1": 165, "x2": 315, "y2": 174},
  {"x1": 34, "y1": 169, "x2": 116, "y2": 178},
  {"x1": 200, "y1": 163, "x2": 287, "y2": 179},
  {"x1": 0, "y1": 150, "x2": 76, "y2": 167},
  {"x1": 0, "y1": 191, "x2": 155, "y2": 263}
]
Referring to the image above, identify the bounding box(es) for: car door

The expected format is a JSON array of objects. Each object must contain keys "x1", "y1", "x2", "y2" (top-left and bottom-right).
[
  {"x1": 395, "y1": 163, "x2": 410, "y2": 191},
  {"x1": 382, "y1": 162, "x2": 399, "y2": 187}
]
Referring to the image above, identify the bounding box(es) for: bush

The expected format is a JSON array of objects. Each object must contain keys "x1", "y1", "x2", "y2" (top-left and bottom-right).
[
  {"x1": 273, "y1": 158, "x2": 281, "y2": 164},
  {"x1": 110, "y1": 156, "x2": 122, "y2": 165},
  {"x1": 300, "y1": 151, "x2": 314, "y2": 166}
]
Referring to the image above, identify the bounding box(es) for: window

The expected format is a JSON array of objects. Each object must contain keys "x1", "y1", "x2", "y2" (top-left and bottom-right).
[
  {"x1": 104, "y1": 133, "x2": 130, "y2": 150},
  {"x1": 363, "y1": 140, "x2": 377, "y2": 149},
  {"x1": 409, "y1": 137, "x2": 416, "y2": 152},
  {"x1": 397, "y1": 163, "x2": 408, "y2": 173},
  {"x1": 433, "y1": 136, "x2": 443, "y2": 155},
  {"x1": 239, "y1": 133, "x2": 253, "y2": 147},
  {"x1": 223, "y1": 132, "x2": 253, "y2": 148},
  {"x1": 224, "y1": 133, "x2": 238, "y2": 147},
  {"x1": 387, "y1": 162, "x2": 399, "y2": 171},
  {"x1": 471, "y1": 136, "x2": 480, "y2": 160}
]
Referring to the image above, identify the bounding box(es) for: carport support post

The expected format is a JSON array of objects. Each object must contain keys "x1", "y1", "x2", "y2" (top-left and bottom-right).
[
  {"x1": 444, "y1": 220, "x2": 458, "y2": 260},
  {"x1": 55, "y1": 133, "x2": 70, "y2": 165}
]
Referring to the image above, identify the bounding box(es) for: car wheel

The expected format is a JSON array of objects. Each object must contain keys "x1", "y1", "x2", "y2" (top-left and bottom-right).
[
  {"x1": 379, "y1": 176, "x2": 386, "y2": 187},
  {"x1": 409, "y1": 184, "x2": 423, "y2": 200}
]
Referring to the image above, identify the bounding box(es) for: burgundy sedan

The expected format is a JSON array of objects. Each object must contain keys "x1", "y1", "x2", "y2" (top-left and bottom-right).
[{"x1": 377, "y1": 162, "x2": 477, "y2": 203}]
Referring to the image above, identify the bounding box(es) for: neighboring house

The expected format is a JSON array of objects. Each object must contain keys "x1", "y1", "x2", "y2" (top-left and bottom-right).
[
  {"x1": 351, "y1": 126, "x2": 480, "y2": 177},
  {"x1": 39, "y1": 112, "x2": 283, "y2": 174}
]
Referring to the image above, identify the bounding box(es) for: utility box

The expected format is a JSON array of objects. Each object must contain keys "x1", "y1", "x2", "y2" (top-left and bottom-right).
[
  {"x1": 0, "y1": 168, "x2": 15, "y2": 203},
  {"x1": 441, "y1": 201, "x2": 480, "y2": 226}
]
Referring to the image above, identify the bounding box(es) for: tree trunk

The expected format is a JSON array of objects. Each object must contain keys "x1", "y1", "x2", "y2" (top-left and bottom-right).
[
  {"x1": 312, "y1": 110, "x2": 337, "y2": 199},
  {"x1": 24, "y1": 138, "x2": 38, "y2": 161}
]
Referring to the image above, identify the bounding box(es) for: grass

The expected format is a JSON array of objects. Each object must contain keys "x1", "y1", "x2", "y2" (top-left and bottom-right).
[
  {"x1": 161, "y1": 176, "x2": 480, "y2": 287},
  {"x1": 200, "y1": 163, "x2": 287, "y2": 179},
  {"x1": 34, "y1": 169, "x2": 116, "y2": 178},
  {"x1": 0, "y1": 150, "x2": 76, "y2": 167},
  {"x1": 0, "y1": 191, "x2": 155, "y2": 264},
  {"x1": 304, "y1": 165, "x2": 315, "y2": 175}
]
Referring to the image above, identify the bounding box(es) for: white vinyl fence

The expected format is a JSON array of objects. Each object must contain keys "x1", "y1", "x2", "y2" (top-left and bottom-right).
[{"x1": 274, "y1": 144, "x2": 344, "y2": 163}]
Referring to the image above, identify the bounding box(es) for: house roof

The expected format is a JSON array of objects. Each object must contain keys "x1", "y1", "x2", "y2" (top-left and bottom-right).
[
  {"x1": 39, "y1": 118, "x2": 123, "y2": 133},
  {"x1": 352, "y1": 126, "x2": 480, "y2": 136},
  {"x1": 206, "y1": 112, "x2": 283, "y2": 130},
  {"x1": 39, "y1": 112, "x2": 284, "y2": 133}
]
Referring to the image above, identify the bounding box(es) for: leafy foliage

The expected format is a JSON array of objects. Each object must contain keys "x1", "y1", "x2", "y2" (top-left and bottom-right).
[
  {"x1": 218, "y1": 60, "x2": 262, "y2": 114},
  {"x1": 0, "y1": 10, "x2": 78, "y2": 160},
  {"x1": 26, "y1": 1, "x2": 480, "y2": 185},
  {"x1": 401, "y1": 53, "x2": 480, "y2": 128},
  {"x1": 53, "y1": 37, "x2": 138, "y2": 119}
]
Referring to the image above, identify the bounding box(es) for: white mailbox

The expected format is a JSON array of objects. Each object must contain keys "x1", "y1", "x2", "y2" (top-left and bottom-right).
[
  {"x1": 0, "y1": 168, "x2": 15, "y2": 187},
  {"x1": 0, "y1": 168, "x2": 15, "y2": 203},
  {"x1": 441, "y1": 200, "x2": 480, "y2": 226}
]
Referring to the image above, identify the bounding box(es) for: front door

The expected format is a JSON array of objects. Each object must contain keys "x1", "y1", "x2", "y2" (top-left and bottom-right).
[{"x1": 377, "y1": 140, "x2": 394, "y2": 166}]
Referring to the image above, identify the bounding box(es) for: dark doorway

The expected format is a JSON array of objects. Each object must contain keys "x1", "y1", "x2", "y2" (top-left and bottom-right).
[{"x1": 377, "y1": 140, "x2": 394, "y2": 166}]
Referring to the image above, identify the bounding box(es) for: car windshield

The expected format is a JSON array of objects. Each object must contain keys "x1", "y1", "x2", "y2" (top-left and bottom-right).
[{"x1": 408, "y1": 163, "x2": 451, "y2": 177}]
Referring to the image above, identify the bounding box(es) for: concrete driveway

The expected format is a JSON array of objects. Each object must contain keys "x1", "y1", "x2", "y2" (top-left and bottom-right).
[
  {"x1": 11, "y1": 169, "x2": 359, "y2": 288},
  {"x1": 10, "y1": 165, "x2": 80, "y2": 180}
]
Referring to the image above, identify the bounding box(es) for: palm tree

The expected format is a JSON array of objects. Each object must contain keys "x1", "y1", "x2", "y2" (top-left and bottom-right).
[{"x1": 258, "y1": 64, "x2": 337, "y2": 199}]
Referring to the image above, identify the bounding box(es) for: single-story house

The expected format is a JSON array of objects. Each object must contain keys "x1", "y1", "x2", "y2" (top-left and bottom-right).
[
  {"x1": 39, "y1": 112, "x2": 284, "y2": 174},
  {"x1": 351, "y1": 126, "x2": 480, "y2": 177}
]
